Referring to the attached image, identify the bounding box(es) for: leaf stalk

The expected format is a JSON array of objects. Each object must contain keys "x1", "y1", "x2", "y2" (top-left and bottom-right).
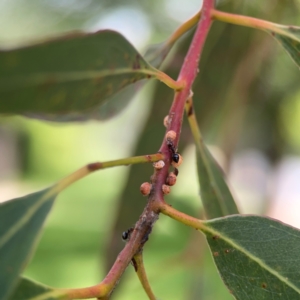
[
  {"x1": 133, "y1": 252, "x2": 157, "y2": 300},
  {"x1": 211, "y1": 9, "x2": 291, "y2": 37}
]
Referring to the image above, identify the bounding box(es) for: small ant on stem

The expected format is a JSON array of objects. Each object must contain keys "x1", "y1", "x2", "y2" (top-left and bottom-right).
[
  {"x1": 122, "y1": 227, "x2": 133, "y2": 241},
  {"x1": 166, "y1": 139, "x2": 180, "y2": 174}
]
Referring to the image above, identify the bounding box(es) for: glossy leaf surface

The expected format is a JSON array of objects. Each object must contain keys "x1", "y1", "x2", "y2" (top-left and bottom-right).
[
  {"x1": 202, "y1": 215, "x2": 300, "y2": 299},
  {"x1": 0, "y1": 30, "x2": 156, "y2": 118},
  {"x1": 8, "y1": 277, "x2": 54, "y2": 300},
  {"x1": 0, "y1": 188, "x2": 57, "y2": 300}
]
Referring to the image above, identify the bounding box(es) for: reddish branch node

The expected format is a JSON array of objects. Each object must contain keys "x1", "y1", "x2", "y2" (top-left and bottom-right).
[{"x1": 87, "y1": 162, "x2": 102, "y2": 171}]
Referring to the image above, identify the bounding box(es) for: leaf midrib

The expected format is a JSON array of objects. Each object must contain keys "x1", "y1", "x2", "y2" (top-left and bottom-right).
[
  {"x1": 200, "y1": 222, "x2": 300, "y2": 294},
  {"x1": 0, "y1": 188, "x2": 56, "y2": 249},
  {"x1": 0, "y1": 69, "x2": 156, "y2": 90}
]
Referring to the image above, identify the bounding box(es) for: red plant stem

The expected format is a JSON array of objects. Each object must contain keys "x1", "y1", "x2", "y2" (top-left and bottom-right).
[
  {"x1": 153, "y1": 0, "x2": 215, "y2": 201},
  {"x1": 59, "y1": 1, "x2": 215, "y2": 299}
]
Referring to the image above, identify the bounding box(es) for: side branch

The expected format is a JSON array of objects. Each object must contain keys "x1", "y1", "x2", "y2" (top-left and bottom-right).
[
  {"x1": 154, "y1": 69, "x2": 185, "y2": 90},
  {"x1": 133, "y1": 252, "x2": 157, "y2": 300},
  {"x1": 159, "y1": 202, "x2": 203, "y2": 230},
  {"x1": 211, "y1": 9, "x2": 291, "y2": 36},
  {"x1": 53, "y1": 153, "x2": 165, "y2": 193},
  {"x1": 166, "y1": 11, "x2": 202, "y2": 48}
]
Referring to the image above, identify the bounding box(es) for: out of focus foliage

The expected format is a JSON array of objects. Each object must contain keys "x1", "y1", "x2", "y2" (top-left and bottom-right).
[{"x1": 0, "y1": 1, "x2": 300, "y2": 299}]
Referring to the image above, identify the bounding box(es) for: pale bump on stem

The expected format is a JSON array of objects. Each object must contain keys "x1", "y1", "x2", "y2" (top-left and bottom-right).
[
  {"x1": 165, "y1": 130, "x2": 177, "y2": 142},
  {"x1": 163, "y1": 115, "x2": 170, "y2": 128},
  {"x1": 140, "y1": 182, "x2": 152, "y2": 196},
  {"x1": 153, "y1": 160, "x2": 165, "y2": 170},
  {"x1": 162, "y1": 184, "x2": 171, "y2": 195}
]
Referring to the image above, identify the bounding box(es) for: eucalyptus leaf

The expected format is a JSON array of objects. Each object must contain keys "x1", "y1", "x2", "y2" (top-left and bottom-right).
[
  {"x1": 269, "y1": 25, "x2": 300, "y2": 68},
  {"x1": 33, "y1": 78, "x2": 147, "y2": 122},
  {"x1": 202, "y1": 215, "x2": 300, "y2": 299},
  {"x1": 36, "y1": 36, "x2": 177, "y2": 122},
  {"x1": 94, "y1": 40, "x2": 174, "y2": 121},
  {"x1": 0, "y1": 187, "x2": 58, "y2": 300},
  {"x1": 92, "y1": 39, "x2": 174, "y2": 121},
  {"x1": 8, "y1": 277, "x2": 54, "y2": 300},
  {"x1": 0, "y1": 30, "x2": 157, "y2": 119},
  {"x1": 196, "y1": 141, "x2": 239, "y2": 219}
]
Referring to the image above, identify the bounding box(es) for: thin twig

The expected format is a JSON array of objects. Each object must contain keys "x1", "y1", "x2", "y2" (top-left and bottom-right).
[
  {"x1": 53, "y1": 153, "x2": 165, "y2": 194},
  {"x1": 133, "y1": 252, "x2": 157, "y2": 300},
  {"x1": 166, "y1": 11, "x2": 202, "y2": 47}
]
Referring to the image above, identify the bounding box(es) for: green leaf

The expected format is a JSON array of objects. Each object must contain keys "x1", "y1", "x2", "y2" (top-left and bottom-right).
[
  {"x1": 0, "y1": 30, "x2": 157, "y2": 119},
  {"x1": 8, "y1": 277, "x2": 54, "y2": 300},
  {"x1": 69, "y1": 38, "x2": 178, "y2": 122},
  {"x1": 269, "y1": 25, "x2": 300, "y2": 67},
  {"x1": 196, "y1": 143, "x2": 239, "y2": 219},
  {"x1": 202, "y1": 215, "x2": 300, "y2": 299},
  {"x1": 38, "y1": 78, "x2": 147, "y2": 122},
  {"x1": 0, "y1": 187, "x2": 58, "y2": 300},
  {"x1": 92, "y1": 41, "x2": 174, "y2": 121},
  {"x1": 41, "y1": 38, "x2": 175, "y2": 122}
]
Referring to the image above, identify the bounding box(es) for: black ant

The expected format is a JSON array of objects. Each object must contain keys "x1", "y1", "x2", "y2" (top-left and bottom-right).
[
  {"x1": 167, "y1": 140, "x2": 180, "y2": 174},
  {"x1": 167, "y1": 140, "x2": 180, "y2": 163},
  {"x1": 172, "y1": 153, "x2": 180, "y2": 163},
  {"x1": 122, "y1": 227, "x2": 133, "y2": 241}
]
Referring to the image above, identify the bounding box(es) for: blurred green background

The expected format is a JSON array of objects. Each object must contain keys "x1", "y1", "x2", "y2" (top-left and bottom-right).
[{"x1": 1, "y1": 0, "x2": 300, "y2": 299}]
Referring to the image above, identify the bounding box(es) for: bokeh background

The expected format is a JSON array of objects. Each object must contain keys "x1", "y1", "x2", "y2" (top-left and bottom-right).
[{"x1": 1, "y1": 0, "x2": 300, "y2": 299}]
